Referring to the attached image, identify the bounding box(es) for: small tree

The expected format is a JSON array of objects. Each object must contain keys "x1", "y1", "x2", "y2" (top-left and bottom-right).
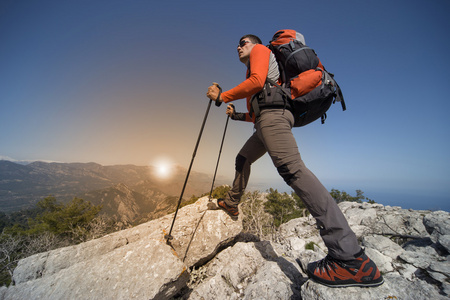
[
  {"x1": 0, "y1": 232, "x2": 26, "y2": 286},
  {"x1": 28, "y1": 197, "x2": 102, "y2": 243},
  {"x1": 210, "y1": 185, "x2": 231, "y2": 199},
  {"x1": 264, "y1": 188, "x2": 302, "y2": 227},
  {"x1": 180, "y1": 186, "x2": 232, "y2": 209},
  {"x1": 291, "y1": 192, "x2": 310, "y2": 217},
  {"x1": 240, "y1": 190, "x2": 274, "y2": 239},
  {"x1": 330, "y1": 189, "x2": 375, "y2": 204}
]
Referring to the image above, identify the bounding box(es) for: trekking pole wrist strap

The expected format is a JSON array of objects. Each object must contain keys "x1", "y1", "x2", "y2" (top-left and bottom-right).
[{"x1": 212, "y1": 82, "x2": 223, "y2": 107}]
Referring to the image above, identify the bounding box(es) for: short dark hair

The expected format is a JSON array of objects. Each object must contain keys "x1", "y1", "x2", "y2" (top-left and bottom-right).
[{"x1": 240, "y1": 34, "x2": 262, "y2": 45}]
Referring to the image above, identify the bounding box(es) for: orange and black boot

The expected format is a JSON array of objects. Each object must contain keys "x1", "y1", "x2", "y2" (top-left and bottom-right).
[
  {"x1": 307, "y1": 249, "x2": 384, "y2": 288},
  {"x1": 217, "y1": 198, "x2": 239, "y2": 219}
]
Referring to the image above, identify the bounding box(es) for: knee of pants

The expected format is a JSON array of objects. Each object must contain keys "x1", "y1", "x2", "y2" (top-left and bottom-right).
[
  {"x1": 277, "y1": 164, "x2": 296, "y2": 185},
  {"x1": 235, "y1": 154, "x2": 247, "y2": 172}
]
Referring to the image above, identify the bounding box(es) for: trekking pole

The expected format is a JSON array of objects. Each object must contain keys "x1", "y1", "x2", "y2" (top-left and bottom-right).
[
  {"x1": 208, "y1": 104, "x2": 234, "y2": 202},
  {"x1": 165, "y1": 83, "x2": 222, "y2": 245}
]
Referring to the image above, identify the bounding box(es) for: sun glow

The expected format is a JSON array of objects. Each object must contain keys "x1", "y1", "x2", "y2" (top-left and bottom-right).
[
  {"x1": 151, "y1": 157, "x2": 174, "y2": 180},
  {"x1": 157, "y1": 164, "x2": 170, "y2": 177}
]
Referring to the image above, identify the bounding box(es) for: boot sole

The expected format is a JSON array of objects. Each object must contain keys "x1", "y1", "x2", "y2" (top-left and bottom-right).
[{"x1": 309, "y1": 277, "x2": 384, "y2": 288}]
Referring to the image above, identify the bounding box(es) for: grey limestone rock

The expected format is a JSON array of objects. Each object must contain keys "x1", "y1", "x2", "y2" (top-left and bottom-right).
[
  {"x1": 2, "y1": 197, "x2": 242, "y2": 300},
  {"x1": 2, "y1": 198, "x2": 449, "y2": 299}
]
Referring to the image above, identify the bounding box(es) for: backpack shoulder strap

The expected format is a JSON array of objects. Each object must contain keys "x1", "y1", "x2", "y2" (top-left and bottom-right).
[{"x1": 266, "y1": 78, "x2": 290, "y2": 98}]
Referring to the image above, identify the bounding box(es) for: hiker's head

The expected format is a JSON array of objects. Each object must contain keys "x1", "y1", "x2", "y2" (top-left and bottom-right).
[{"x1": 237, "y1": 34, "x2": 261, "y2": 64}]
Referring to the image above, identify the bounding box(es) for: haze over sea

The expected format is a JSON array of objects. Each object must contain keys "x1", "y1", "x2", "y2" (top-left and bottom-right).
[{"x1": 248, "y1": 170, "x2": 450, "y2": 212}]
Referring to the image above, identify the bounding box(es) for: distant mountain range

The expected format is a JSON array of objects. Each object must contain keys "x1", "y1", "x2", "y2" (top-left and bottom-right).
[{"x1": 0, "y1": 160, "x2": 225, "y2": 222}]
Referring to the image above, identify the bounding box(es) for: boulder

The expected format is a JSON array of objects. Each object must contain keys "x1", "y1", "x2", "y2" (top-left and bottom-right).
[
  {"x1": 4, "y1": 238, "x2": 188, "y2": 300},
  {"x1": 423, "y1": 210, "x2": 450, "y2": 252},
  {"x1": 339, "y1": 202, "x2": 430, "y2": 238},
  {"x1": 399, "y1": 248, "x2": 440, "y2": 269},
  {"x1": 301, "y1": 273, "x2": 448, "y2": 300},
  {"x1": 362, "y1": 234, "x2": 404, "y2": 259},
  {"x1": 163, "y1": 197, "x2": 243, "y2": 267},
  {"x1": 364, "y1": 247, "x2": 394, "y2": 273},
  {"x1": 188, "y1": 241, "x2": 306, "y2": 299},
  {"x1": 2, "y1": 197, "x2": 242, "y2": 300}
]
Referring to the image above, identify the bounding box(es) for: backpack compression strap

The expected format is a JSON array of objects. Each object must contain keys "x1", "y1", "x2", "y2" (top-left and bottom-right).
[{"x1": 321, "y1": 69, "x2": 346, "y2": 111}]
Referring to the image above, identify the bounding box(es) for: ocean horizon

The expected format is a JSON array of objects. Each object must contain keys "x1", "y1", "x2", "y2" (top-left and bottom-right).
[
  {"x1": 247, "y1": 179, "x2": 449, "y2": 213},
  {"x1": 365, "y1": 190, "x2": 449, "y2": 212}
]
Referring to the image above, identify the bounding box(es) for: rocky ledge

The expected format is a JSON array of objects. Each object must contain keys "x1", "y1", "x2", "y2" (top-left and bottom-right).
[{"x1": 1, "y1": 198, "x2": 449, "y2": 299}]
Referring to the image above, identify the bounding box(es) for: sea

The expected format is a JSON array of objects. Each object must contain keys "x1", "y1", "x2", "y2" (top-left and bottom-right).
[
  {"x1": 247, "y1": 179, "x2": 450, "y2": 212},
  {"x1": 364, "y1": 190, "x2": 449, "y2": 212}
]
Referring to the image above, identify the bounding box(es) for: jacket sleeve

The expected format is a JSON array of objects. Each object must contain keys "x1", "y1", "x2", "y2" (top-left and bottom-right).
[{"x1": 221, "y1": 44, "x2": 270, "y2": 103}]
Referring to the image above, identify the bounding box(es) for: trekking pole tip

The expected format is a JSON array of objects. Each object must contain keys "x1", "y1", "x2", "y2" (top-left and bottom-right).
[{"x1": 164, "y1": 233, "x2": 173, "y2": 244}]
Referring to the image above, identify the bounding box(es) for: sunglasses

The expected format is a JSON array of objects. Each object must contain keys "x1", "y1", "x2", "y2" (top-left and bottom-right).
[{"x1": 237, "y1": 40, "x2": 251, "y2": 48}]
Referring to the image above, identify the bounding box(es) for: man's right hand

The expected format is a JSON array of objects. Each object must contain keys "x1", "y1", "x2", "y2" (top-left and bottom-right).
[{"x1": 207, "y1": 84, "x2": 222, "y2": 102}]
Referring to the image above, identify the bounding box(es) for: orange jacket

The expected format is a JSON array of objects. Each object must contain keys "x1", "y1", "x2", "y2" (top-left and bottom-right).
[{"x1": 221, "y1": 44, "x2": 272, "y2": 123}]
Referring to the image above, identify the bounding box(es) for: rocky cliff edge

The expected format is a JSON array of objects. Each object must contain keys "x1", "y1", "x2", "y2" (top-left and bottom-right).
[{"x1": 1, "y1": 198, "x2": 449, "y2": 299}]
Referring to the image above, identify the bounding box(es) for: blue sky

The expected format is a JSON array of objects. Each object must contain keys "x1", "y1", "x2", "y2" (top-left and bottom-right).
[{"x1": 1, "y1": 0, "x2": 449, "y2": 211}]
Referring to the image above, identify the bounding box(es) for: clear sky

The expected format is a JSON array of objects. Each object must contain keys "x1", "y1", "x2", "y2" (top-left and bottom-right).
[{"x1": 1, "y1": 0, "x2": 449, "y2": 211}]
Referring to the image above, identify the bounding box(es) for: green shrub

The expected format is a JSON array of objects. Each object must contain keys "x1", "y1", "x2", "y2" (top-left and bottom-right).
[
  {"x1": 263, "y1": 188, "x2": 304, "y2": 227},
  {"x1": 305, "y1": 241, "x2": 316, "y2": 251}
]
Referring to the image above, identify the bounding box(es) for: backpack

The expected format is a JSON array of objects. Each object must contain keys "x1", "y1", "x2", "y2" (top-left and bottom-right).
[{"x1": 266, "y1": 29, "x2": 346, "y2": 127}]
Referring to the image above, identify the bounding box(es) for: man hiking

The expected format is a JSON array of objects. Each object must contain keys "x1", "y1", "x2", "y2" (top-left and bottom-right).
[{"x1": 206, "y1": 34, "x2": 383, "y2": 288}]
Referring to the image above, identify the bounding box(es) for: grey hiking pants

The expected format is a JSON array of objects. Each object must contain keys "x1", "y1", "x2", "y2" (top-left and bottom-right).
[{"x1": 225, "y1": 109, "x2": 361, "y2": 260}]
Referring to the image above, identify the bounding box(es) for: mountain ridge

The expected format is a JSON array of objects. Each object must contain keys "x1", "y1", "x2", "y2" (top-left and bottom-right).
[{"x1": 0, "y1": 160, "x2": 224, "y2": 215}]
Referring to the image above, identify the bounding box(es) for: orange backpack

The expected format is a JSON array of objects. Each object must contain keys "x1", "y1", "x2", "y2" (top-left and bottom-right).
[{"x1": 268, "y1": 29, "x2": 346, "y2": 126}]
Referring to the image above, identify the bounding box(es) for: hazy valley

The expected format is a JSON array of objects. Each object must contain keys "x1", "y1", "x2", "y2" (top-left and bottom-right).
[{"x1": 0, "y1": 160, "x2": 225, "y2": 223}]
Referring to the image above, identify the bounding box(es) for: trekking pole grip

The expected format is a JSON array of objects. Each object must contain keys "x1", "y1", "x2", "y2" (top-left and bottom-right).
[
  {"x1": 212, "y1": 82, "x2": 223, "y2": 107},
  {"x1": 227, "y1": 103, "x2": 235, "y2": 119}
]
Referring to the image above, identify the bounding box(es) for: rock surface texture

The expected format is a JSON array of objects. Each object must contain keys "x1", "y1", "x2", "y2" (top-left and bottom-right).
[{"x1": 1, "y1": 199, "x2": 449, "y2": 299}]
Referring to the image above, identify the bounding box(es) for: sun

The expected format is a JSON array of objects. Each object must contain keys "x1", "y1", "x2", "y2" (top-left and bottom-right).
[
  {"x1": 157, "y1": 164, "x2": 170, "y2": 178},
  {"x1": 151, "y1": 158, "x2": 174, "y2": 180}
]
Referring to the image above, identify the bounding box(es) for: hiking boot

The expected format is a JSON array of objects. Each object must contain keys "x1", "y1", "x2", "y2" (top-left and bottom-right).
[
  {"x1": 307, "y1": 250, "x2": 384, "y2": 288},
  {"x1": 217, "y1": 199, "x2": 239, "y2": 219}
]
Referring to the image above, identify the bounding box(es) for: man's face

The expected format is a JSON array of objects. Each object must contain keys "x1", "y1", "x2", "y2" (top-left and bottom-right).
[{"x1": 237, "y1": 38, "x2": 256, "y2": 64}]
